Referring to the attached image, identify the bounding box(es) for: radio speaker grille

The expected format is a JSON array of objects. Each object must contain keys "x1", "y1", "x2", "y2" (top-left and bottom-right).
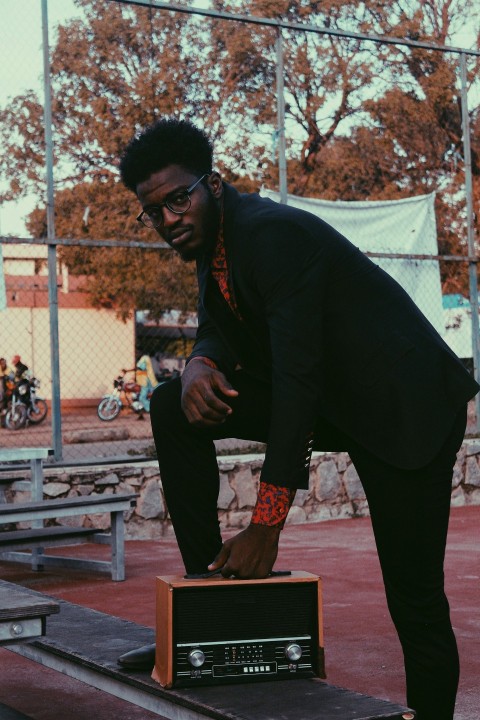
[{"x1": 173, "y1": 582, "x2": 318, "y2": 642}]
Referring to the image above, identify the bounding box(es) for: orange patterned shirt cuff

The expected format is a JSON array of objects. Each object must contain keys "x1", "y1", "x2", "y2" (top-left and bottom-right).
[{"x1": 251, "y1": 481, "x2": 296, "y2": 529}]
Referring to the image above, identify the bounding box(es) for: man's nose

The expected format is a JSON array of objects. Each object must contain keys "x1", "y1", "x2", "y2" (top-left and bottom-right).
[{"x1": 162, "y1": 206, "x2": 181, "y2": 227}]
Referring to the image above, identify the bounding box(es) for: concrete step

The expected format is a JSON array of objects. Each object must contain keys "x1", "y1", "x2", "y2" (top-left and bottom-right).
[{"x1": 5, "y1": 589, "x2": 414, "y2": 720}]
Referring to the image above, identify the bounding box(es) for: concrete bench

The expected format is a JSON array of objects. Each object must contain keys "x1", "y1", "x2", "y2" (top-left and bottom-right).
[
  {"x1": 0, "y1": 526, "x2": 98, "y2": 551},
  {"x1": 3, "y1": 581, "x2": 415, "y2": 720},
  {"x1": 0, "y1": 581, "x2": 59, "y2": 644},
  {"x1": 0, "y1": 447, "x2": 52, "y2": 488},
  {"x1": 0, "y1": 447, "x2": 53, "y2": 503},
  {"x1": 0, "y1": 582, "x2": 60, "y2": 720},
  {"x1": 0, "y1": 493, "x2": 138, "y2": 581}
]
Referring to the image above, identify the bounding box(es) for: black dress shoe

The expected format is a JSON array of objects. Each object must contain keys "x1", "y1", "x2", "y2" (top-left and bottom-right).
[{"x1": 118, "y1": 642, "x2": 156, "y2": 670}]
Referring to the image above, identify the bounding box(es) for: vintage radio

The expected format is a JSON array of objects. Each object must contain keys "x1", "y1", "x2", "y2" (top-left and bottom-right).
[{"x1": 152, "y1": 571, "x2": 325, "y2": 688}]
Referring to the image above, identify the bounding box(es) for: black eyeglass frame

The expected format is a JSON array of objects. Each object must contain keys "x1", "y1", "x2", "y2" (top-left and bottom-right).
[{"x1": 136, "y1": 173, "x2": 210, "y2": 228}]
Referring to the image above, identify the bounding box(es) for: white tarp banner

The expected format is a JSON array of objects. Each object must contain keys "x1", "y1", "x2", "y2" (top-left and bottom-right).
[
  {"x1": 443, "y1": 306, "x2": 472, "y2": 359},
  {"x1": 262, "y1": 190, "x2": 444, "y2": 335}
]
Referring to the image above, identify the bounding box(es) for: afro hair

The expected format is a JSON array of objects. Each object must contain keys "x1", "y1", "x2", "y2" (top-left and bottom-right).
[{"x1": 119, "y1": 118, "x2": 214, "y2": 193}]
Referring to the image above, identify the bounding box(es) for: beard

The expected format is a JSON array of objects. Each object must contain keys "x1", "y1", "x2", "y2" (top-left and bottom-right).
[{"x1": 176, "y1": 192, "x2": 222, "y2": 263}]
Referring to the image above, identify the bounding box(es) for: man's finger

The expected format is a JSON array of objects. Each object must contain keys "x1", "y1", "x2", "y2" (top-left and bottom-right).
[
  {"x1": 208, "y1": 546, "x2": 229, "y2": 571},
  {"x1": 212, "y1": 376, "x2": 239, "y2": 399}
]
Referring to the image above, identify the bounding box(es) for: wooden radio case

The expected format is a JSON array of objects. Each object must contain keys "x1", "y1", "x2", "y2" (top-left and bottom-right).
[{"x1": 152, "y1": 571, "x2": 324, "y2": 688}]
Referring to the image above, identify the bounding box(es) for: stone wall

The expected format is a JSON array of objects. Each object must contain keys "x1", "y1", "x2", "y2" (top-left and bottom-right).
[{"x1": 3, "y1": 440, "x2": 480, "y2": 540}]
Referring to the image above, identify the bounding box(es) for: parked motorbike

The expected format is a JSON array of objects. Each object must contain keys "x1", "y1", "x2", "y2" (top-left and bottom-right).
[
  {"x1": 97, "y1": 367, "x2": 180, "y2": 421},
  {"x1": 4, "y1": 377, "x2": 48, "y2": 430},
  {"x1": 97, "y1": 370, "x2": 144, "y2": 421}
]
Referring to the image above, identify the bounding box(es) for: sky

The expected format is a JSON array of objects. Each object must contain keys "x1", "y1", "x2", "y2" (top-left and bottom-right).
[
  {"x1": 0, "y1": 0, "x2": 211, "y2": 237},
  {"x1": 0, "y1": 0, "x2": 81, "y2": 236}
]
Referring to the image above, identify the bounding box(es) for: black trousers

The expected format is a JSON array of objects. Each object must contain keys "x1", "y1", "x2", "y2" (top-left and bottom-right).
[{"x1": 150, "y1": 371, "x2": 466, "y2": 720}]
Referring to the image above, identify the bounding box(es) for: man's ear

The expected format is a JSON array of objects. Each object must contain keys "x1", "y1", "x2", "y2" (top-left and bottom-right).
[{"x1": 207, "y1": 171, "x2": 223, "y2": 200}]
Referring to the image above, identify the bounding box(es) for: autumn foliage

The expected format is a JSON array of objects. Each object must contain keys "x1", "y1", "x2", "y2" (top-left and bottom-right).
[{"x1": 0, "y1": 0, "x2": 479, "y2": 316}]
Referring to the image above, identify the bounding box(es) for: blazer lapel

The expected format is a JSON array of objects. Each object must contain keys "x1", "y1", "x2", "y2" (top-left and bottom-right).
[{"x1": 198, "y1": 257, "x2": 269, "y2": 380}]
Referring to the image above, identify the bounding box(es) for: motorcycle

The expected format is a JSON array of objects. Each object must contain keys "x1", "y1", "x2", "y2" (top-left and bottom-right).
[
  {"x1": 97, "y1": 369, "x2": 147, "y2": 421},
  {"x1": 4, "y1": 377, "x2": 48, "y2": 430},
  {"x1": 97, "y1": 367, "x2": 180, "y2": 422}
]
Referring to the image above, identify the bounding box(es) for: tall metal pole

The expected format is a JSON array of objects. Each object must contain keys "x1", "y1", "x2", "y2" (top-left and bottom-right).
[
  {"x1": 41, "y1": 0, "x2": 63, "y2": 459},
  {"x1": 460, "y1": 52, "x2": 480, "y2": 431},
  {"x1": 275, "y1": 27, "x2": 288, "y2": 204}
]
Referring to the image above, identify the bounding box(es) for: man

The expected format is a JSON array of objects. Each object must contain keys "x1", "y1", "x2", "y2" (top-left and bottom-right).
[
  {"x1": 136, "y1": 353, "x2": 158, "y2": 415},
  {"x1": 0, "y1": 357, "x2": 13, "y2": 413},
  {"x1": 117, "y1": 119, "x2": 477, "y2": 720},
  {"x1": 11, "y1": 355, "x2": 28, "y2": 381}
]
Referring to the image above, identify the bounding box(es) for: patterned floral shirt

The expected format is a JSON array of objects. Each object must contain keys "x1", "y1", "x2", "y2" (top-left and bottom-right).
[{"x1": 210, "y1": 210, "x2": 242, "y2": 320}]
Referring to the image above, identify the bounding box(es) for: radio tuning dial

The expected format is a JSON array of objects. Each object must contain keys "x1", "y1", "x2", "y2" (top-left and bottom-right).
[
  {"x1": 187, "y1": 648, "x2": 206, "y2": 668},
  {"x1": 284, "y1": 642, "x2": 303, "y2": 662}
]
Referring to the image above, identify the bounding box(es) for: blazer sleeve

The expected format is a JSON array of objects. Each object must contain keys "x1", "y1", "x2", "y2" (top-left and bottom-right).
[{"x1": 247, "y1": 217, "x2": 330, "y2": 489}]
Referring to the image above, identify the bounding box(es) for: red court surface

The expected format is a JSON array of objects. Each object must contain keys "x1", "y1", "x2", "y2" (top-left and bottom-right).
[{"x1": 0, "y1": 505, "x2": 478, "y2": 720}]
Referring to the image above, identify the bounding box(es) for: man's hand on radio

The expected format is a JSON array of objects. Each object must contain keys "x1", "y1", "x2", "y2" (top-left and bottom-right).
[
  {"x1": 181, "y1": 358, "x2": 238, "y2": 428},
  {"x1": 208, "y1": 524, "x2": 281, "y2": 579}
]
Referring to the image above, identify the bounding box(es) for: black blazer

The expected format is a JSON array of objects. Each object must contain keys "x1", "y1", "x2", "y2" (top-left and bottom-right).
[{"x1": 190, "y1": 183, "x2": 478, "y2": 489}]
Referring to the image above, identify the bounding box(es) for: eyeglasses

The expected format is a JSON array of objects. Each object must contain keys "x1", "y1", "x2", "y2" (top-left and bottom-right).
[{"x1": 137, "y1": 174, "x2": 209, "y2": 229}]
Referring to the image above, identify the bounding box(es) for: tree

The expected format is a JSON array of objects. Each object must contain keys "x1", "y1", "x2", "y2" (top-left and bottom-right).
[
  {"x1": 1, "y1": 0, "x2": 479, "y2": 311},
  {"x1": 1, "y1": 0, "x2": 213, "y2": 317},
  {"x1": 25, "y1": 180, "x2": 199, "y2": 320},
  {"x1": 196, "y1": 0, "x2": 480, "y2": 298}
]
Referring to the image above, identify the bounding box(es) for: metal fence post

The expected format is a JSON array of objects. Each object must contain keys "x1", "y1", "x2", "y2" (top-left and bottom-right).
[
  {"x1": 460, "y1": 52, "x2": 480, "y2": 432},
  {"x1": 42, "y1": 0, "x2": 63, "y2": 459},
  {"x1": 275, "y1": 27, "x2": 287, "y2": 204}
]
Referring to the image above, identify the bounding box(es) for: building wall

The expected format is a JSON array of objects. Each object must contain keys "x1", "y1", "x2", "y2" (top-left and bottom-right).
[{"x1": 2, "y1": 307, "x2": 134, "y2": 401}]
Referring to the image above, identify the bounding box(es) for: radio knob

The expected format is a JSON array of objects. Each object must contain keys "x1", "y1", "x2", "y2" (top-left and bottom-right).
[
  {"x1": 284, "y1": 642, "x2": 302, "y2": 662},
  {"x1": 187, "y1": 648, "x2": 206, "y2": 668}
]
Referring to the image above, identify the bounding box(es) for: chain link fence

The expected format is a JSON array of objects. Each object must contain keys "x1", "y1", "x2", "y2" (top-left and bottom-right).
[
  {"x1": 0, "y1": 0, "x2": 478, "y2": 464},
  {"x1": 0, "y1": 237, "x2": 191, "y2": 462}
]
